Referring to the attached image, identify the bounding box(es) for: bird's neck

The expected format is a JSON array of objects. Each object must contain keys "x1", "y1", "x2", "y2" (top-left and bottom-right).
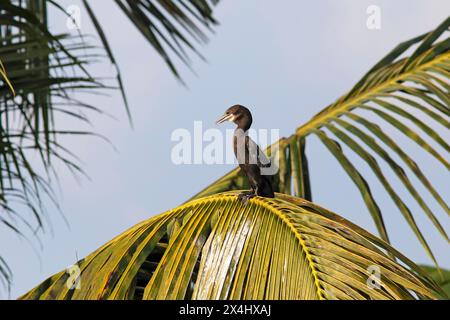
[
  {"x1": 236, "y1": 122, "x2": 251, "y2": 132},
  {"x1": 235, "y1": 114, "x2": 252, "y2": 132},
  {"x1": 234, "y1": 127, "x2": 249, "y2": 136}
]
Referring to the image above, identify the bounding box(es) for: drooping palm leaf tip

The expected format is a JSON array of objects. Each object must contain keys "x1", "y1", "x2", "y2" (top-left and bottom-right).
[
  {"x1": 20, "y1": 193, "x2": 444, "y2": 300},
  {"x1": 192, "y1": 17, "x2": 450, "y2": 267},
  {"x1": 84, "y1": 0, "x2": 220, "y2": 81}
]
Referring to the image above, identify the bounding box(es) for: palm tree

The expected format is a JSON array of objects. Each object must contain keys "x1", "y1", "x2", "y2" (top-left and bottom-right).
[{"x1": 18, "y1": 16, "x2": 450, "y2": 299}]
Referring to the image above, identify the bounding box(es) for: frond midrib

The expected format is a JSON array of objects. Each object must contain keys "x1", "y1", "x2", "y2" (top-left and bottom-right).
[{"x1": 231, "y1": 195, "x2": 325, "y2": 299}]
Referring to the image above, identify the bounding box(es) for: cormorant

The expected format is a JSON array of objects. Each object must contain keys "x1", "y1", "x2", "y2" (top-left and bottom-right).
[{"x1": 216, "y1": 105, "x2": 275, "y2": 203}]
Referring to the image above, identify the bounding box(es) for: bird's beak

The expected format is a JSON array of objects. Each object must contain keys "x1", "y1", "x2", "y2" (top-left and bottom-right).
[{"x1": 216, "y1": 113, "x2": 234, "y2": 125}]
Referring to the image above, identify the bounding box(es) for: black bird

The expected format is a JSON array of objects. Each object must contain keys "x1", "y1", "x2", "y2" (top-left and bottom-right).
[{"x1": 216, "y1": 105, "x2": 275, "y2": 203}]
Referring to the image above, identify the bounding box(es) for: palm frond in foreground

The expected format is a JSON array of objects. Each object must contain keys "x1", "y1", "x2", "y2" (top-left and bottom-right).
[{"x1": 20, "y1": 193, "x2": 443, "y2": 300}]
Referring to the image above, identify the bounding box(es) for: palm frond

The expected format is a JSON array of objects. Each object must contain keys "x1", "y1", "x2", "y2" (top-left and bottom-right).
[
  {"x1": 83, "y1": 0, "x2": 219, "y2": 80},
  {"x1": 0, "y1": 58, "x2": 15, "y2": 95},
  {"x1": 19, "y1": 192, "x2": 443, "y2": 300},
  {"x1": 420, "y1": 265, "x2": 450, "y2": 299},
  {"x1": 0, "y1": 0, "x2": 127, "y2": 291},
  {"x1": 192, "y1": 18, "x2": 450, "y2": 266}
]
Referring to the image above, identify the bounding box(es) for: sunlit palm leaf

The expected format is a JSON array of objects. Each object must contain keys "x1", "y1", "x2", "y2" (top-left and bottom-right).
[
  {"x1": 192, "y1": 18, "x2": 450, "y2": 266},
  {"x1": 20, "y1": 193, "x2": 443, "y2": 300},
  {"x1": 0, "y1": 59, "x2": 15, "y2": 96}
]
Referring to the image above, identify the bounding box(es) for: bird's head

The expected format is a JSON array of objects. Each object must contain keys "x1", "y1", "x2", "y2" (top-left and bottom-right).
[{"x1": 216, "y1": 104, "x2": 253, "y2": 131}]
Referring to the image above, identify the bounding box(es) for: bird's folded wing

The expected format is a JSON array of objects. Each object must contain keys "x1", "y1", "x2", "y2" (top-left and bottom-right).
[{"x1": 246, "y1": 136, "x2": 271, "y2": 168}]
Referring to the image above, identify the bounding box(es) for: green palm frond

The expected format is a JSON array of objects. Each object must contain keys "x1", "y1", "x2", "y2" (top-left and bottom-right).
[
  {"x1": 0, "y1": 2, "x2": 98, "y2": 223},
  {"x1": 0, "y1": 1, "x2": 128, "y2": 291},
  {"x1": 83, "y1": 0, "x2": 219, "y2": 80},
  {"x1": 0, "y1": 256, "x2": 12, "y2": 293},
  {"x1": 420, "y1": 265, "x2": 450, "y2": 299},
  {"x1": 19, "y1": 192, "x2": 443, "y2": 300},
  {"x1": 192, "y1": 17, "x2": 450, "y2": 266}
]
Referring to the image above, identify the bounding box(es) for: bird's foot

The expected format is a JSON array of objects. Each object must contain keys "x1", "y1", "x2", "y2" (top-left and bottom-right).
[
  {"x1": 237, "y1": 191, "x2": 253, "y2": 201},
  {"x1": 242, "y1": 193, "x2": 256, "y2": 204},
  {"x1": 237, "y1": 191, "x2": 256, "y2": 204}
]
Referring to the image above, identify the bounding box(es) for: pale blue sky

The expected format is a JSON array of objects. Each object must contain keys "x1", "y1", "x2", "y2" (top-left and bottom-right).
[{"x1": 0, "y1": 0, "x2": 449, "y2": 298}]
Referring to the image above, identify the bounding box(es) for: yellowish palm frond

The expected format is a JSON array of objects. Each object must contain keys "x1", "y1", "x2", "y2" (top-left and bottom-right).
[
  {"x1": 0, "y1": 59, "x2": 15, "y2": 96},
  {"x1": 20, "y1": 193, "x2": 443, "y2": 300}
]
